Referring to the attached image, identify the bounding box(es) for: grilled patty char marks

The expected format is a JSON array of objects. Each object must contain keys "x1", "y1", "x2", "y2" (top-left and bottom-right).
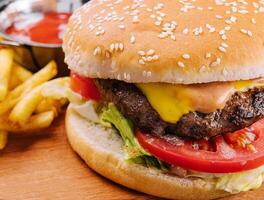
[{"x1": 97, "y1": 79, "x2": 264, "y2": 139}]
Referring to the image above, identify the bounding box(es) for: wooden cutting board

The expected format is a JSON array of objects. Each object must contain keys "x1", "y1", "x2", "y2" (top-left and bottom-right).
[{"x1": 0, "y1": 112, "x2": 264, "y2": 200}]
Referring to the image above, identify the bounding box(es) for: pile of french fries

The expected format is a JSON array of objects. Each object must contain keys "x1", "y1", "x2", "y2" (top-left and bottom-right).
[{"x1": 0, "y1": 48, "x2": 69, "y2": 149}]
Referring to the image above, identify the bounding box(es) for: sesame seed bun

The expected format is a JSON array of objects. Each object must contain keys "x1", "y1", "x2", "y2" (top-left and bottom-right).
[
  {"x1": 63, "y1": 0, "x2": 264, "y2": 84},
  {"x1": 66, "y1": 105, "x2": 229, "y2": 199}
]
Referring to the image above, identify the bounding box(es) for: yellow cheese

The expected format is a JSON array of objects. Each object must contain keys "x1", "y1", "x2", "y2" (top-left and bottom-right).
[
  {"x1": 137, "y1": 83, "x2": 192, "y2": 123},
  {"x1": 137, "y1": 78, "x2": 264, "y2": 124},
  {"x1": 234, "y1": 79, "x2": 264, "y2": 91}
]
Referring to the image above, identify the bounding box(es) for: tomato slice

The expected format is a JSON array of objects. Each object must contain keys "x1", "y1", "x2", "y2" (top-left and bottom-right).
[
  {"x1": 70, "y1": 72, "x2": 101, "y2": 101},
  {"x1": 137, "y1": 119, "x2": 264, "y2": 173}
]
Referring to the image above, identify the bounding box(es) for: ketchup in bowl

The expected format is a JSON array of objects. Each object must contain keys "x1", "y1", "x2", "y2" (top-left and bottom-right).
[{"x1": 6, "y1": 12, "x2": 71, "y2": 44}]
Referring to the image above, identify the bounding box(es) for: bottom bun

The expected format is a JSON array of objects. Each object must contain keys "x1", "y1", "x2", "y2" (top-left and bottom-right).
[{"x1": 65, "y1": 104, "x2": 229, "y2": 200}]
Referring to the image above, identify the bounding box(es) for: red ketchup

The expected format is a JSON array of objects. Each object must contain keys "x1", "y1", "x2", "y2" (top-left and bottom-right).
[{"x1": 6, "y1": 12, "x2": 71, "y2": 44}]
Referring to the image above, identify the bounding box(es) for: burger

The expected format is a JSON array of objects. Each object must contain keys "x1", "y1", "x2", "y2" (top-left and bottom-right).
[{"x1": 63, "y1": 0, "x2": 264, "y2": 199}]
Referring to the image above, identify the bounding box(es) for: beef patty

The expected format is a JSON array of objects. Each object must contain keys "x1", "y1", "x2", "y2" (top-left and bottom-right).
[{"x1": 97, "y1": 79, "x2": 264, "y2": 139}]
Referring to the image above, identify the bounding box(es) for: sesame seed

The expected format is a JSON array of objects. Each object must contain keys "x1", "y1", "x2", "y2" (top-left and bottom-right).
[
  {"x1": 251, "y1": 18, "x2": 257, "y2": 24},
  {"x1": 211, "y1": 58, "x2": 221, "y2": 67},
  {"x1": 183, "y1": 28, "x2": 189, "y2": 34},
  {"x1": 193, "y1": 27, "x2": 203, "y2": 36},
  {"x1": 216, "y1": 15, "x2": 223, "y2": 19},
  {"x1": 230, "y1": 16, "x2": 237, "y2": 22},
  {"x1": 119, "y1": 24, "x2": 125, "y2": 29},
  {"x1": 231, "y1": 6, "x2": 238, "y2": 12},
  {"x1": 239, "y1": 9, "x2": 249, "y2": 14},
  {"x1": 158, "y1": 33, "x2": 166, "y2": 39},
  {"x1": 120, "y1": 3, "x2": 128, "y2": 8},
  {"x1": 171, "y1": 21, "x2": 178, "y2": 26},
  {"x1": 147, "y1": 71, "x2": 152, "y2": 77},
  {"x1": 247, "y1": 30, "x2": 253, "y2": 37},
  {"x1": 126, "y1": 73, "x2": 131, "y2": 81},
  {"x1": 110, "y1": 43, "x2": 115, "y2": 52},
  {"x1": 225, "y1": 26, "x2": 231, "y2": 31},
  {"x1": 206, "y1": 24, "x2": 211, "y2": 29},
  {"x1": 178, "y1": 61, "x2": 185, "y2": 68},
  {"x1": 155, "y1": 21, "x2": 162, "y2": 26},
  {"x1": 171, "y1": 35, "x2": 176, "y2": 40},
  {"x1": 253, "y1": 2, "x2": 259, "y2": 8},
  {"x1": 93, "y1": 46, "x2": 101, "y2": 56},
  {"x1": 132, "y1": 16, "x2": 139, "y2": 23},
  {"x1": 159, "y1": 12, "x2": 167, "y2": 17},
  {"x1": 218, "y1": 46, "x2": 227, "y2": 52},
  {"x1": 147, "y1": 49, "x2": 155, "y2": 55},
  {"x1": 146, "y1": 8, "x2": 152, "y2": 12},
  {"x1": 221, "y1": 43, "x2": 229, "y2": 48},
  {"x1": 139, "y1": 59, "x2": 145, "y2": 65},
  {"x1": 147, "y1": 56, "x2": 153, "y2": 62},
  {"x1": 222, "y1": 68, "x2": 228, "y2": 76},
  {"x1": 138, "y1": 51, "x2": 145, "y2": 56},
  {"x1": 119, "y1": 17, "x2": 125, "y2": 21},
  {"x1": 130, "y1": 35, "x2": 136, "y2": 44},
  {"x1": 114, "y1": 43, "x2": 119, "y2": 51},
  {"x1": 119, "y1": 43, "x2": 124, "y2": 51},
  {"x1": 225, "y1": 20, "x2": 232, "y2": 25},
  {"x1": 89, "y1": 24, "x2": 95, "y2": 31},
  {"x1": 219, "y1": 30, "x2": 226, "y2": 35},
  {"x1": 240, "y1": 28, "x2": 248, "y2": 34},
  {"x1": 209, "y1": 27, "x2": 216, "y2": 33},
  {"x1": 205, "y1": 52, "x2": 212, "y2": 59},
  {"x1": 157, "y1": 16, "x2": 163, "y2": 21},
  {"x1": 182, "y1": 53, "x2": 190, "y2": 59},
  {"x1": 211, "y1": 61, "x2": 218, "y2": 67},
  {"x1": 222, "y1": 34, "x2": 227, "y2": 40},
  {"x1": 152, "y1": 55, "x2": 159, "y2": 60},
  {"x1": 200, "y1": 65, "x2": 206, "y2": 72}
]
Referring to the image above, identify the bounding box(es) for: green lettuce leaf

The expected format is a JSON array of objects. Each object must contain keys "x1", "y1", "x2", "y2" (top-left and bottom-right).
[
  {"x1": 100, "y1": 103, "x2": 167, "y2": 170},
  {"x1": 216, "y1": 165, "x2": 264, "y2": 193}
]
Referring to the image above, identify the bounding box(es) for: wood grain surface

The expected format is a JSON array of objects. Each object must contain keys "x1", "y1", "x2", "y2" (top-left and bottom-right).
[{"x1": 0, "y1": 112, "x2": 264, "y2": 200}]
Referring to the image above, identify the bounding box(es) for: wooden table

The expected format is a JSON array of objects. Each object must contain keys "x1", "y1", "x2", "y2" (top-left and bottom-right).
[{"x1": 0, "y1": 112, "x2": 264, "y2": 200}]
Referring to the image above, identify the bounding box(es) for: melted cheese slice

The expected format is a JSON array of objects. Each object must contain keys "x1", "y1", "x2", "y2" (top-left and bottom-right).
[{"x1": 137, "y1": 79, "x2": 264, "y2": 124}]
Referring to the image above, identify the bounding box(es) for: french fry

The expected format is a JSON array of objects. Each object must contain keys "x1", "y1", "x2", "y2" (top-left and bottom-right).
[
  {"x1": 35, "y1": 99, "x2": 61, "y2": 116},
  {"x1": 0, "y1": 49, "x2": 14, "y2": 101},
  {"x1": 9, "y1": 75, "x2": 22, "y2": 90},
  {"x1": 8, "y1": 64, "x2": 33, "y2": 90},
  {"x1": 21, "y1": 111, "x2": 55, "y2": 131},
  {"x1": 60, "y1": 98, "x2": 69, "y2": 107},
  {"x1": 0, "y1": 111, "x2": 55, "y2": 132},
  {"x1": 0, "y1": 130, "x2": 8, "y2": 150},
  {"x1": 9, "y1": 86, "x2": 43, "y2": 125},
  {"x1": 41, "y1": 77, "x2": 69, "y2": 99},
  {"x1": 9, "y1": 63, "x2": 32, "y2": 90},
  {"x1": 13, "y1": 63, "x2": 33, "y2": 82},
  {"x1": 9, "y1": 76, "x2": 68, "y2": 125},
  {"x1": 0, "y1": 61, "x2": 57, "y2": 115}
]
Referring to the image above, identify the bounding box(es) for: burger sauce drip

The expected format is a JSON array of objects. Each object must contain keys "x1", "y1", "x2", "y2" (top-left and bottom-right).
[{"x1": 6, "y1": 12, "x2": 71, "y2": 44}]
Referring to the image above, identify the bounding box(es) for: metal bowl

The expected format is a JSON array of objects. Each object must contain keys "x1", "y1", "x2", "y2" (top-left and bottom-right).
[
  {"x1": 0, "y1": 0, "x2": 86, "y2": 74},
  {"x1": 0, "y1": 0, "x2": 84, "y2": 47}
]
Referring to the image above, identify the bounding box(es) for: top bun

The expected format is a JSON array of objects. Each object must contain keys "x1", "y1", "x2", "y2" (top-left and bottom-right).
[{"x1": 63, "y1": 0, "x2": 264, "y2": 84}]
